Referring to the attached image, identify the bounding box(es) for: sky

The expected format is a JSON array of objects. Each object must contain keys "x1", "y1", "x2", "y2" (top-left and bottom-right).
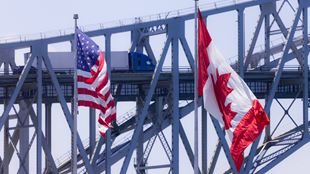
[{"x1": 0, "y1": 0, "x2": 309, "y2": 173}]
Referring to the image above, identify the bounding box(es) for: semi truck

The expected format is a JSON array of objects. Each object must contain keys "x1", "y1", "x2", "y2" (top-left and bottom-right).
[{"x1": 14, "y1": 51, "x2": 155, "y2": 74}]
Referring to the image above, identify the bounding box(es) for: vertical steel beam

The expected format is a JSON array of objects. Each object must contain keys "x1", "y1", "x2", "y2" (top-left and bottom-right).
[
  {"x1": 70, "y1": 99, "x2": 76, "y2": 173},
  {"x1": 130, "y1": 30, "x2": 139, "y2": 52},
  {"x1": 19, "y1": 94, "x2": 30, "y2": 174},
  {"x1": 89, "y1": 108, "x2": 96, "y2": 158},
  {"x1": 201, "y1": 108, "x2": 207, "y2": 174},
  {"x1": 1, "y1": 65, "x2": 7, "y2": 172},
  {"x1": 37, "y1": 55, "x2": 43, "y2": 174},
  {"x1": 3, "y1": 100, "x2": 9, "y2": 174},
  {"x1": 105, "y1": 33, "x2": 112, "y2": 174},
  {"x1": 171, "y1": 29, "x2": 180, "y2": 174},
  {"x1": 302, "y1": 4, "x2": 309, "y2": 138},
  {"x1": 238, "y1": 8, "x2": 245, "y2": 78},
  {"x1": 136, "y1": 96, "x2": 144, "y2": 174},
  {"x1": 105, "y1": 129, "x2": 112, "y2": 174},
  {"x1": 265, "y1": 97, "x2": 271, "y2": 140},
  {"x1": 45, "y1": 102, "x2": 52, "y2": 172}
]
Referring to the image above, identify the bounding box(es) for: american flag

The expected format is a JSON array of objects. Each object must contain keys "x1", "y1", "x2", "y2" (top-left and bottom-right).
[{"x1": 76, "y1": 28, "x2": 116, "y2": 137}]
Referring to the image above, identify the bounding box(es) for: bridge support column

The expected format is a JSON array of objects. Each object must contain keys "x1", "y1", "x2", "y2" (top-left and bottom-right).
[
  {"x1": 105, "y1": 33, "x2": 112, "y2": 174},
  {"x1": 37, "y1": 55, "x2": 43, "y2": 174},
  {"x1": 136, "y1": 95, "x2": 145, "y2": 174},
  {"x1": 3, "y1": 99, "x2": 9, "y2": 174},
  {"x1": 302, "y1": 4, "x2": 309, "y2": 138},
  {"x1": 171, "y1": 32, "x2": 180, "y2": 174},
  {"x1": 89, "y1": 108, "x2": 96, "y2": 158},
  {"x1": 45, "y1": 102, "x2": 52, "y2": 173},
  {"x1": 201, "y1": 108, "x2": 207, "y2": 174},
  {"x1": 18, "y1": 101, "x2": 29, "y2": 174}
]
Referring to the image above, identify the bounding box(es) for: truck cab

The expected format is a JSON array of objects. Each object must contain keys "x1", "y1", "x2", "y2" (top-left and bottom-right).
[{"x1": 128, "y1": 52, "x2": 155, "y2": 72}]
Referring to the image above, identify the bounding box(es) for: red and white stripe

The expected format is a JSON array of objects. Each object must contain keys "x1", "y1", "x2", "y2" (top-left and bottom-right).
[
  {"x1": 78, "y1": 51, "x2": 116, "y2": 137},
  {"x1": 198, "y1": 10, "x2": 269, "y2": 171}
]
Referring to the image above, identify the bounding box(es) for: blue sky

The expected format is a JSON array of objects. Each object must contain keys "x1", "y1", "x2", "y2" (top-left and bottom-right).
[{"x1": 0, "y1": 0, "x2": 309, "y2": 173}]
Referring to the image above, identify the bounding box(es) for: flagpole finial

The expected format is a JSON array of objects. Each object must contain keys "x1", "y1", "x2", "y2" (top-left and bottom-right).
[{"x1": 73, "y1": 14, "x2": 79, "y2": 20}]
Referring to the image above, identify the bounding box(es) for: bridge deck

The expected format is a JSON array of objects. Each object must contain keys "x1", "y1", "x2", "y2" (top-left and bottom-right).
[{"x1": 0, "y1": 70, "x2": 306, "y2": 104}]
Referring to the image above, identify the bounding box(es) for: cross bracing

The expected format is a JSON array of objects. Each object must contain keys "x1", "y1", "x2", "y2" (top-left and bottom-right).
[{"x1": 0, "y1": 0, "x2": 310, "y2": 173}]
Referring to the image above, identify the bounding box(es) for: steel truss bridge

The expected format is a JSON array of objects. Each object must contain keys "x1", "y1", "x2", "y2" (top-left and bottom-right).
[{"x1": 0, "y1": 0, "x2": 310, "y2": 173}]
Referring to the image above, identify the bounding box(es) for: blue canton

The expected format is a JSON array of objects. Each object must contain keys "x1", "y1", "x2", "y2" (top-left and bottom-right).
[{"x1": 76, "y1": 28, "x2": 100, "y2": 72}]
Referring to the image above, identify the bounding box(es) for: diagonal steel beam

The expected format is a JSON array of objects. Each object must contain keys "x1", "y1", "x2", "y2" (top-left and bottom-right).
[
  {"x1": 272, "y1": 10, "x2": 304, "y2": 66},
  {"x1": 179, "y1": 37, "x2": 194, "y2": 71},
  {"x1": 208, "y1": 140, "x2": 221, "y2": 174},
  {"x1": 256, "y1": 138, "x2": 309, "y2": 174},
  {"x1": 26, "y1": 102, "x2": 59, "y2": 174},
  {"x1": 210, "y1": 117, "x2": 239, "y2": 174},
  {"x1": 265, "y1": 7, "x2": 302, "y2": 113},
  {"x1": 179, "y1": 122, "x2": 201, "y2": 174},
  {"x1": 244, "y1": 13, "x2": 264, "y2": 69},
  {"x1": 143, "y1": 38, "x2": 157, "y2": 65},
  {"x1": 120, "y1": 36, "x2": 171, "y2": 174},
  {"x1": 0, "y1": 54, "x2": 34, "y2": 131},
  {"x1": 42, "y1": 55, "x2": 94, "y2": 173},
  {"x1": 245, "y1": 7, "x2": 303, "y2": 173}
]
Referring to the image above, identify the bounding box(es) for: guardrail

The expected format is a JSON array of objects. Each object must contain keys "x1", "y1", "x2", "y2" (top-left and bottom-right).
[{"x1": 0, "y1": 0, "x2": 253, "y2": 44}]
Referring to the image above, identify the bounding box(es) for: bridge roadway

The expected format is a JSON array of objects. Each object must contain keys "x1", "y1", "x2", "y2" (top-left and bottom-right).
[{"x1": 0, "y1": 69, "x2": 306, "y2": 104}]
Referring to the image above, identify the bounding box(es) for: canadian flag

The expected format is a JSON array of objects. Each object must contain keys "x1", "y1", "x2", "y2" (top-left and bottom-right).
[{"x1": 197, "y1": 10, "x2": 270, "y2": 171}]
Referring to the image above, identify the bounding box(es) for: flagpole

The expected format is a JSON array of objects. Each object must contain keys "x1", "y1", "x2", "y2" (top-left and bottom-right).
[
  {"x1": 72, "y1": 13, "x2": 79, "y2": 174},
  {"x1": 194, "y1": 0, "x2": 199, "y2": 174}
]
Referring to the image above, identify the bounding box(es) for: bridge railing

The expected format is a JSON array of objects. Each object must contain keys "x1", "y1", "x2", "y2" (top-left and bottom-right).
[{"x1": 0, "y1": 0, "x2": 253, "y2": 44}]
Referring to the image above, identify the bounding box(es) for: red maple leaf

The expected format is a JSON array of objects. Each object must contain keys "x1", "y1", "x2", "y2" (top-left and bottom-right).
[{"x1": 211, "y1": 69, "x2": 237, "y2": 130}]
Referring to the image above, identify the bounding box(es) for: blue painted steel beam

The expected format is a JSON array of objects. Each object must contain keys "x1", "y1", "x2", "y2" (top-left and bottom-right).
[
  {"x1": 256, "y1": 138, "x2": 309, "y2": 174},
  {"x1": 96, "y1": 99, "x2": 202, "y2": 173},
  {"x1": 89, "y1": 108, "x2": 96, "y2": 158},
  {"x1": 238, "y1": 8, "x2": 245, "y2": 78},
  {"x1": 265, "y1": 7, "x2": 302, "y2": 112},
  {"x1": 210, "y1": 117, "x2": 239, "y2": 174},
  {"x1": 302, "y1": 4, "x2": 309, "y2": 138},
  {"x1": 144, "y1": 38, "x2": 157, "y2": 65},
  {"x1": 208, "y1": 140, "x2": 221, "y2": 174},
  {"x1": 27, "y1": 102, "x2": 59, "y2": 174},
  {"x1": 42, "y1": 55, "x2": 94, "y2": 173},
  {"x1": 0, "y1": 0, "x2": 274, "y2": 49},
  {"x1": 0, "y1": 54, "x2": 35, "y2": 131},
  {"x1": 36, "y1": 55, "x2": 42, "y2": 174},
  {"x1": 179, "y1": 122, "x2": 201, "y2": 174},
  {"x1": 104, "y1": 32, "x2": 112, "y2": 174},
  {"x1": 271, "y1": 10, "x2": 304, "y2": 66},
  {"x1": 179, "y1": 37, "x2": 195, "y2": 71},
  {"x1": 201, "y1": 107, "x2": 207, "y2": 174},
  {"x1": 171, "y1": 25, "x2": 180, "y2": 173},
  {"x1": 119, "y1": 36, "x2": 171, "y2": 174},
  {"x1": 244, "y1": 14, "x2": 264, "y2": 69}
]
